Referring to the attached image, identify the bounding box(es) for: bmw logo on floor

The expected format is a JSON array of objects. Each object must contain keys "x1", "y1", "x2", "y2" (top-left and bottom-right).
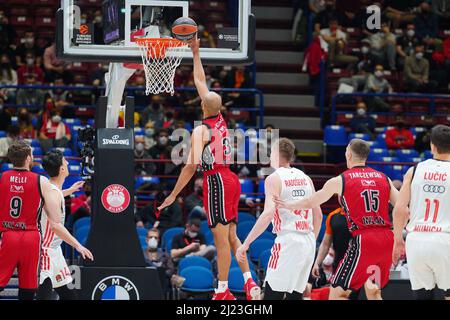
[{"x1": 92, "y1": 276, "x2": 140, "y2": 300}]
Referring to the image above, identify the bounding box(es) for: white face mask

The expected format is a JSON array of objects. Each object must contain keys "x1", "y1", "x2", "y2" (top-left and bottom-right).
[
  {"x1": 416, "y1": 52, "x2": 424, "y2": 60},
  {"x1": 323, "y1": 254, "x2": 334, "y2": 266},
  {"x1": 406, "y1": 29, "x2": 415, "y2": 37},
  {"x1": 147, "y1": 237, "x2": 158, "y2": 250},
  {"x1": 374, "y1": 70, "x2": 384, "y2": 78},
  {"x1": 26, "y1": 58, "x2": 34, "y2": 66},
  {"x1": 187, "y1": 231, "x2": 198, "y2": 238},
  {"x1": 52, "y1": 115, "x2": 62, "y2": 123},
  {"x1": 361, "y1": 46, "x2": 369, "y2": 54},
  {"x1": 24, "y1": 38, "x2": 34, "y2": 45},
  {"x1": 356, "y1": 108, "x2": 366, "y2": 116},
  {"x1": 158, "y1": 136, "x2": 168, "y2": 145},
  {"x1": 145, "y1": 128, "x2": 154, "y2": 137},
  {"x1": 135, "y1": 142, "x2": 144, "y2": 152}
]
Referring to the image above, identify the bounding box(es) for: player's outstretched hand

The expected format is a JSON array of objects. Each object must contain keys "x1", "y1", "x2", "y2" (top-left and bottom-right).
[
  {"x1": 69, "y1": 181, "x2": 85, "y2": 194},
  {"x1": 272, "y1": 195, "x2": 295, "y2": 211},
  {"x1": 236, "y1": 244, "x2": 248, "y2": 264},
  {"x1": 76, "y1": 244, "x2": 94, "y2": 261},
  {"x1": 392, "y1": 238, "x2": 405, "y2": 265},
  {"x1": 187, "y1": 36, "x2": 200, "y2": 54},
  {"x1": 311, "y1": 263, "x2": 321, "y2": 278},
  {"x1": 157, "y1": 194, "x2": 176, "y2": 212}
]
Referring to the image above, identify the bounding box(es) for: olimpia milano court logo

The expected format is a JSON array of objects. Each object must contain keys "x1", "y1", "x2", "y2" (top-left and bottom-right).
[{"x1": 92, "y1": 276, "x2": 140, "y2": 300}]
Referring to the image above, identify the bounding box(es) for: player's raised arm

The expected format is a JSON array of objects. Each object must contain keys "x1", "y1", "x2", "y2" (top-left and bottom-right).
[
  {"x1": 40, "y1": 177, "x2": 93, "y2": 261},
  {"x1": 392, "y1": 167, "x2": 413, "y2": 264},
  {"x1": 157, "y1": 125, "x2": 208, "y2": 211},
  {"x1": 188, "y1": 36, "x2": 210, "y2": 100},
  {"x1": 236, "y1": 173, "x2": 281, "y2": 263},
  {"x1": 274, "y1": 176, "x2": 341, "y2": 211}
]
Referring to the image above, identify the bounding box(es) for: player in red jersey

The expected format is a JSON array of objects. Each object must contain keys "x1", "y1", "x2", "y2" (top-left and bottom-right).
[
  {"x1": 158, "y1": 37, "x2": 260, "y2": 300},
  {"x1": 274, "y1": 139, "x2": 399, "y2": 300},
  {"x1": 0, "y1": 141, "x2": 93, "y2": 300}
]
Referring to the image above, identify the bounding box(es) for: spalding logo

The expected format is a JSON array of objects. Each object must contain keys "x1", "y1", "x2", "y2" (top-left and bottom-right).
[
  {"x1": 101, "y1": 184, "x2": 130, "y2": 213},
  {"x1": 92, "y1": 276, "x2": 139, "y2": 300}
]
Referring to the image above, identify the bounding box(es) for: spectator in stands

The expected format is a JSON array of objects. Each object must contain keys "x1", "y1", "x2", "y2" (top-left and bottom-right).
[
  {"x1": 134, "y1": 135, "x2": 155, "y2": 175},
  {"x1": 43, "y1": 43, "x2": 73, "y2": 84},
  {"x1": 413, "y1": 1, "x2": 442, "y2": 49},
  {"x1": 135, "y1": 188, "x2": 183, "y2": 236},
  {"x1": 309, "y1": 0, "x2": 326, "y2": 14},
  {"x1": 0, "y1": 125, "x2": 20, "y2": 158},
  {"x1": 139, "y1": 95, "x2": 165, "y2": 130},
  {"x1": 148, "y1": 129, "x2": 172, "y2": 176},
  {"x1": 396, "y1": 24, "x2": 421, "y2": 69},
  {"x1": 16, "y1": 74, "x2": 45, "y2": 107},
  {"x1": 313, "y1": 0, "x2": 342, "y2": 33},
  {"x1": 17, "y1": 53, "x2": 45, "y2": 85},
  {"x1": 385, "y1": 115, "x2": 415, "y2": 149},
  {"x1": 320, "y1": 18, "x2": 358, "y2": 69},
  {"x1": 432, "y1": 0, "x2": 450, "y2": 23},
  {"x1": 71, "y1": 74, "x2": 93, "y2": 105},
  {"x1": 404, "y1": 43, "x2": 438, "y2": 92},
  {"x1": 0, "y1": 54, "x2": 18, "y2": 102},
  {"x1": 163, "y1": 111, "x2": 175, "y2": 130},
  {"x1": 367, "y1": 21, "x2": 397, "y2": 70},
  {"x1": 144, "y1": 123, "x2": 156, "y2": 150},
  {"x1": 224, "y1": 66, "x2": 254, "y2": 106},
  {"x1": 171, "y1": 218, "x2": 216, "y2": 262},
  {"x1": 66, "y1": 182, "x2": 92, "y2": 231},
  {"x1": 414, "y1": 115, "x2": 434, "y2": 154},
  {"x1": 91, "y1": 63, "x2": 109, "y2": 87},
  {"x1": 17, "y1": 108, "x2": 36, "y2": 139},
  {"x1": 39, "y1": 110, "x2": 72, "y2": 152},
  {"x1": 198, "y1": 24, "x2": 216, "y2": 48},
  {"x1": 350, "y1": 101, "x2": 376, "y2": 139},
  {"x1": 385, "y1": 0, "x2": 418, "y2": 28},
  {"x1": 49, "y1": 77, "x2": 74, "y2": 118},
  {"x1": 0, "y1": 97, "x2": 11, "y2": 132},
  {"x1": 364, "y1": 64, "x2": 393, "y2": 112},
  {"x1": 185, "y1": 177, "x2": 207, "y2": 220},
  {"x1": 15, "y1": 30, "x2": 43, "y2": 67},
  {"x1": 0, "y1": 11, "x2": 16, "y2": 63}
]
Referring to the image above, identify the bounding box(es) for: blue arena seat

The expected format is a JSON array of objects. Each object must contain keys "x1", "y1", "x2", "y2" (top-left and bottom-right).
[
  {"x1": 52, "y1": 147, "x2": 73, "y2": 157},
  {"x1": 31, "y1": 164, "x2": 46, "y2": 174},
  {"x1": 230, "y1": 255, "x2": 256, "y2": 271},
  {"x1": 240, "y1": 178, "x2": 254, "y2": 196},
  {"x1": 374, "y1": 134, "x2": 387, "y2": 148},
  {"x1": 324, "y1": 125, "x2": 347, "y2": 146},
  {"x1": 257, "y1": 179, "x2": 265, "y2": 199},
  {"x1": 396, "y1": 149, "x2": 419, "y2": 161},
  {"x1": 424, "y1": 150, "x2": 433, "y2": 159},
  {"x1": 69, "y1": 165, "x2": 82, "y2": 174},
  {"x1": 204, "y1": 230, "x2": 215, "y2": 246},
  {"x1": 73, "y1": 217, "x2": 91, "y2": 233},
  {"x1": 238, "y1": 212, "x2": 256, "y2": 224},
  {"x1": 1, "y1": 163, "x2": 13, "y2": 172},
  {"x1": 75, "y1": 226, "x2": 90, "y2": 245},
  {"x1": 237, "y1": 221, "x2": 255, "y2": 242},
  {"x1": 64, "y1": 118, "x2": 82, "y2": 126},
  {"x1": 139, "y1": 235, "x2": 148, "y2": 250},
  {"x1": 32, "y1": 147, "x2": 43, "y2": 156},
  {"x1": 178, "y1": 256, "x2": 212, "y2": 272},
  {"x1": 389, "y1": 165, "x2": 406, "y2": 181},
  {"x1": 0, "y1": 131, "x2": 5, "y2": 138},
  {"x1": 134, "y1": 176, "x2": 161, "y2": 189},
  {"x1": 136, "y1": 227, "x2": 148, "y2": 238},
  {"x1": 62, "y1": 175, "x2": 83, "y2": 192},
  {"x1": 258, "y1": 249, "x2": 272, "y2": 271},
  {"x1": 161, "y1": 227, "x2": 184, "y2": 252},
  {"x1": 249, "y1": 239, "x2": 274, "y2": 262},
  {"x1": 368, "y1": 148, "x2": 390, "y2": 161},
  {"x1": 228, "y1": 268, "x2": 258, "y2": 293},
  {"x1": 348, "y1": 133, "x2": 370, "y2": 142},
  {"x1": 200, "y1": 220, "x2": 210, "y2": 236},
  {"x1": 258, "y1": 231, "x2": 275, "y2": 241},
  {"x1": 180, "y1": 266, "x2": 214, "y2": 293}
]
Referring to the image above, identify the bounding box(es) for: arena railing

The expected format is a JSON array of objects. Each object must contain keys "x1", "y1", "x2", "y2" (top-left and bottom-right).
[
  {"x1": 329, "y1": 92, "x2": 450, "y2": 124},
  {"x1": 0, "y1": 85, "x2": 265, "y2": 129}
]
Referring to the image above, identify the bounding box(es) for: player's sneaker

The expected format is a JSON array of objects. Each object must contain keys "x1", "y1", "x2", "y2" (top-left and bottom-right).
[
  {"x1": 244, "y1": 278, "x2": 261, "y2": 300},
  {"x1": 212, "y1": 289, "x2": 236, "y2": 300}
]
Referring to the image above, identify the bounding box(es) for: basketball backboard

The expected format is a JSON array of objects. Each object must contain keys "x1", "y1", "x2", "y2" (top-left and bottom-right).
[{"x1": 56, "y1": 0, "x2": 255, "y2": 65}]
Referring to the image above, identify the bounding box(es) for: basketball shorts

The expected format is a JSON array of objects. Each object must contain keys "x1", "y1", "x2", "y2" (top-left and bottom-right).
[
  {"x1": 331, "y1": 228, "x2": 393, "y2": 292},
  {"x1": 40, "y1": 246, "x2": 73, "y2": 288},
  {"x1": 265, "y1": 231, "x2": 315, "y2": 294},
  {"x1": 203, "y1": 169, "x2": 240, "y2": 228},
  {"x1": 406, "y1": 232, "x2": 450, "y2": 291},
  {"x1": 0, "y1": 230, "x2": 41, "y2": 289}
]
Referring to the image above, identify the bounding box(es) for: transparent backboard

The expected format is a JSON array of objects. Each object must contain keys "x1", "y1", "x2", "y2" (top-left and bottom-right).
[{"x1": 56, "y1": 0, "x2": 255, "y2": 65}]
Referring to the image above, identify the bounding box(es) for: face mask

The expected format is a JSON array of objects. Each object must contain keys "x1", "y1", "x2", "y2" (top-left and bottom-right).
[
  {"x1": 136, "y1": 142, "x2": 144, "y2": 152},
  {"x1": 187, "y1": 231, "x2": 198, "y2": 238},
  {"x1": 356, "y1": 108, "x2": 366, "y2": 116},
  {"x1": 361, "y1": 46, "x2": 369, "y2": 54},
  {"x1": 374, "y1": 70, "x2": 383, "y2": 78},
  {"x1": 24, "y1": 38, "x2": 34, "y2": 46},
  {"x1": 407, "y1": 29, "x2": 415, "y2": 37},
  {"x1": 158, "y1": 136, "x2": 168, "y2": 145},
  {"x1": 94, "y1": 16, "x2": 102, "y2": 23},
  {"x1": 145, "y1": 128, "x2": 154, "y2": 137},
  {"x1": 52, "y1": 115, "x2": 62, "y2": 123},
  {"x1": 323, "y1": 254, "x2": 334, "y2": 266},
  {"x1": 26, "y1": 58, "x2": 34, "y2": 66},
  {"x1": 415, "y1": 52, "x2": 424, "y2": 60},
  {"x1": 147, "y1": 237, "x2": 158, "y2": 250}
]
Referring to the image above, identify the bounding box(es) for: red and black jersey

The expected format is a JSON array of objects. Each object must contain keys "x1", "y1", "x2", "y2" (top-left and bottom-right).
[
  {"x1": 201, "y1": 113, "x2": 232, "y2": 173},
  {"x1": 340, "y1": 166, "x2": 392, "y2": 236},
  {"x1": 0, "y1": 169, "x2": 44, "y2": 232}
]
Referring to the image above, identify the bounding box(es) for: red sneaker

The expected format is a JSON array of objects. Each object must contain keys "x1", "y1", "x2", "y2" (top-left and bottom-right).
[
  {"x1": 212, "y1": 288, "x2": 236, "y2": 300},
  {"x1": 244, "y1": 278, "x2": 261, "y2": 300}
]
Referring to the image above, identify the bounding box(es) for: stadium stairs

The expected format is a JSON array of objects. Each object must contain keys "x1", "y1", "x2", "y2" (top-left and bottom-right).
[{"x1": 253, "y1": 0, "x2": 323, "y2": 160}]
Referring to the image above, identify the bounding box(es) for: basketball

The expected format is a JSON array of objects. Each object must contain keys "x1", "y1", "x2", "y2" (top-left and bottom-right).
[{"x1": 171, "y1": 17, "x2": 198, "y2": 41}]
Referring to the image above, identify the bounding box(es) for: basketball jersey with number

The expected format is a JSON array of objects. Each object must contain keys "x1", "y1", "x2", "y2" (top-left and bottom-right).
[
  {"x1": 272, "y1": 167, "x2": 314, "y2": 235},
  {"x1": 408, "y1": 159, "x2": 450, "y2": 233},
  {"x1": 201, "y1": 113, "x2": 232, "y2": 173},
  {"x1": 40, "y1": 184, "x2": 65, "y2": 249},
  {"x1": 0, "y1": 169, "x2": 43, "y2": 232}
]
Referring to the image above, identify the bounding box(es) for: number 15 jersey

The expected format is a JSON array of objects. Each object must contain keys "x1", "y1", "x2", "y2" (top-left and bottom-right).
[{"x1": 408, "y1": 159, "x2": 450, "y2": 233}]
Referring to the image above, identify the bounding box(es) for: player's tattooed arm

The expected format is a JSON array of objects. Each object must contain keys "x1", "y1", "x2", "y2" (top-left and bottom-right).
[
  {"x1": 273, "y1": 176, "x2": 341, "y2": 211},
  {"x1": 158, "y1": 125, "x2": 208, "y2": 211},
  {"x1": 236, "y1": 173, "x2": 281, "y2": 262},
  {"x1": 392, "y1": 167, "x2": 413, "y2": 264}
]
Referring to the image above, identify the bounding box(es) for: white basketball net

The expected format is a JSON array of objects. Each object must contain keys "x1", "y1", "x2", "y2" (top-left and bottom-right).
[{"x1": 135, "y1": 38, "x2": 188, "y2": 95}]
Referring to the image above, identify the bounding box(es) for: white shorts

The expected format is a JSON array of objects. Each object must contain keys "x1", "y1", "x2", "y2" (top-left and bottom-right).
[
  {"x1": 39, "y1": 246, "x2": 73, "y2": 288},
  {"x1": 264, "y1": 231, "x2": 315, "y2": 294},
  {"x1": 406, "y1": 232, "x2": 450, "y2": 291}
]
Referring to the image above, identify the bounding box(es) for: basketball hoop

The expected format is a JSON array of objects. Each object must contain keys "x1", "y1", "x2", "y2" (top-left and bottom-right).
[{"x1": 135, "y1": 38, "x2": 188, "y2": 95}]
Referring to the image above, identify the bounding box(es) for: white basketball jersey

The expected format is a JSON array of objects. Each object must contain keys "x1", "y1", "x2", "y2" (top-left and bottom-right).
[
  {"x1": 408, "y1": 159, "x2": 450, "y2": 233},
  {"x1": 272, "y1": 167, "x2": 314, "y2": 235},
  {"x1": 40, "y1": 183, "x2": 65, "y2": 249}
]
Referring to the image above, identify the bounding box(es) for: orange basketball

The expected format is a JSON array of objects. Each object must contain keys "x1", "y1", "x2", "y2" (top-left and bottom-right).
[{"x1": 171, "y1": 17, "x2": 198, "y2": 41}]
